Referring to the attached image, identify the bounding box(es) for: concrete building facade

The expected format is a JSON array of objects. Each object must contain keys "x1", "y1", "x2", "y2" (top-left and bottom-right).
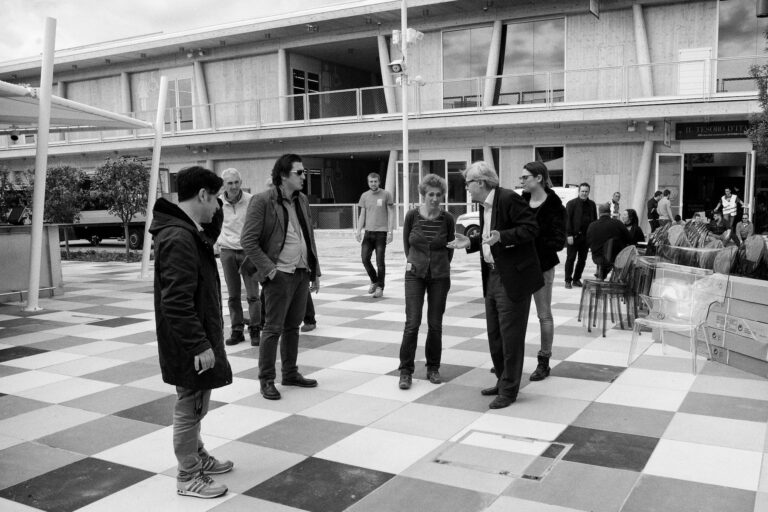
[{"x1": 1, "y1": 0, "x2": 766, "y2": 231}]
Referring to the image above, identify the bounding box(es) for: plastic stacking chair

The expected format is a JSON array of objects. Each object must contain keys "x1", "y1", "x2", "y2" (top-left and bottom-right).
[
  {"x1": 577, "y1": 245, "x2": 638, "y2": 337},
  {"x1": 627, "y1": 262, "x2": 729, "y2": 374}
]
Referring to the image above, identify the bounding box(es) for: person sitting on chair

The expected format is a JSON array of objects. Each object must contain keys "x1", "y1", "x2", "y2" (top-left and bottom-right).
[{"x1": 587, "y1": 203, "x2": 631, "y2": 280}]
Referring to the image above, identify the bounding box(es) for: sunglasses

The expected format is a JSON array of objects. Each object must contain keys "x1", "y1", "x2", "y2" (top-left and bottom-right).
[{"x1": 290, "y1": 169, "x2": 306, "y2": 176}]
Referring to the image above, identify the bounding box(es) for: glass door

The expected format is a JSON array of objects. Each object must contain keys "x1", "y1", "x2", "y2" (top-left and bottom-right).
[
  {"x1": 656, "y1": 153, "x2": 684, "y2": 219},
  {"x1": 447, "y1": 160, "x2": 469, "y2": 217},
  {"x1": 165, "y1": 77, "x2": 194, "y2": 132}
]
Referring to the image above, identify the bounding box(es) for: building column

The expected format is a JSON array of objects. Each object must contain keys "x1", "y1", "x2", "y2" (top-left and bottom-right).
[
  {"x1": 633, "y1": 140, "x2": 654, "y2": 227},
  {"x1": 385, "y1": 149, "x2": 397, "y2": 193},
  {"x1": 377, "y1": 35, "x2": 397, "y2": 113},
  {"x1": 482, "y1": 20, "x2": 503, "y2": 108},
  {"x1": 483, "y1": 146, "x2": 495, "y2": 170},
  {"x1": 278, "y1": 48, "x2": 290, "y2": 122},
  {"x1": 633, "y1": 4, "x2": 653, "y2": 97},
  {"x1": 119, "y1": 72, "x2": 131, "y2": 114},
  {"x1": 193, "y1": 61, "x2": 211, "y2": 129},
  {"x1": 56, "y1": 81, "x2": 67, "y2": 141}
]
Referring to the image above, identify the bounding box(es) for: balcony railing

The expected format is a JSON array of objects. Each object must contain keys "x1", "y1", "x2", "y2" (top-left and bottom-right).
[{"x1": 1, "y1": 55, "x2": 765, "y2": 149}]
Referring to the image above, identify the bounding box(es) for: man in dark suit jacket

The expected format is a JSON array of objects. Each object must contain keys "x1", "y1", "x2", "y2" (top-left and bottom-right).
[
  {"x1": 647, "y1": 190, "x2": 662, "y2": 232},
  {"x1": 564, "y1": 183, "x2": 597, "y2": 288},
  {"x1": 449, "y1": 161, "x2": 543, "y2": 409},
  {"x1": 241, "y1": 154, "x2": 321, "y2": 401},
  {"x1": 587, "y1": 202, "x2": 631, "y2": 280}
]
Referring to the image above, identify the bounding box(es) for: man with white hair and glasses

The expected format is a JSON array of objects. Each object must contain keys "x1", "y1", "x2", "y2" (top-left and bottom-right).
[{"x1": 448, "y1": 161, "x2": 543, "y2": 409}]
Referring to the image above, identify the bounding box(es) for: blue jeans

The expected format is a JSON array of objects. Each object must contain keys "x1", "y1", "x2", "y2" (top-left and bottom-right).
[
  {"x1": 259, "y1": 269, "x2": 309, "y2": 383},
  {"x1": 398, "y1": 271, "x2": 450, "y2": 374},
  {"x1": 532, "y1": 267, "x2": 555, "y2": 357},
  {"x1": 220, "y1": 248, "x2": 261, "y2": 332},
  {"x1": 361, "y1": 231, "x2": 387, "y2": 289},
  {"x1": 173, "y1": 386, "x2": 211, "y2": 479}
]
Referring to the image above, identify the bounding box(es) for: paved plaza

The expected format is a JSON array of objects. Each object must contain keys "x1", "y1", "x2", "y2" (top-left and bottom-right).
[{"x1": 0, "y1": 237, "x2": 767, "y2": 512}]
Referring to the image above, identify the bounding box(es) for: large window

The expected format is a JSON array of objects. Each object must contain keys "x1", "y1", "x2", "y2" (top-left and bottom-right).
[
  {"x1": 717, "y1": 0, "x2": 767, "y2": 93},
  {"x1": 535, "y1": 146, "x2": 564, "y2": 187},
  {"x1": 442, "y1": 26, "x2": 492, "y2": 108},
  {"x1": 498, "y1": 19, "x2": 565, "y2": 105}
]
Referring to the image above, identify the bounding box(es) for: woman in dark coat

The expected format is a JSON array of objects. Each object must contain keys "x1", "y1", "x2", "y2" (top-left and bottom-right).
[
  {"x1": 621, "y1": 208, "x2": 645, "y2": 246},
  {"x1": 521, "y1": 162, "x2": 567, "y2": 381}
]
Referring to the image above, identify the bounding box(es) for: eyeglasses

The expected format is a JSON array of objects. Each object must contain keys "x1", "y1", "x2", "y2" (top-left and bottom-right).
[
  {"x1": 519, "y1": 174, "x2": 534, "y2": 181},
  {"x1": 290, "y1": 169, "x2": 305, "y2": 176}
]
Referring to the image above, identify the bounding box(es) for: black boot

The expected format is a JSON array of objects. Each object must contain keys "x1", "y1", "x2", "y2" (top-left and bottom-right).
[{"x1": 529, "y1": 355, "x2": 550, "y2": 381}]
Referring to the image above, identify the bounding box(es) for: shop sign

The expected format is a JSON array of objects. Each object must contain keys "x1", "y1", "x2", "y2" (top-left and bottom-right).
[{"x1": 675, "y1": 121, "x2": 749, "y2": 140}]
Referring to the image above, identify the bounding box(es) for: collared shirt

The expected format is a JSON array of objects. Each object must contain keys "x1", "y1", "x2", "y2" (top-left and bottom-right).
[
  {"x1": 217, "y1": 189, "x2": 252, "y2": 250},
  {"x1": 275, "y1": 190, "x2": 309, "y2": 273},
  {"x1": 482, "y1": 189, "x2": 495, "y2": 264}
]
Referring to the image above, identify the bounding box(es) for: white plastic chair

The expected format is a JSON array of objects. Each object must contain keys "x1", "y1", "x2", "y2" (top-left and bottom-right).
[{"x1": 627, "y1": 262, "x2": 729, "y2": 374}]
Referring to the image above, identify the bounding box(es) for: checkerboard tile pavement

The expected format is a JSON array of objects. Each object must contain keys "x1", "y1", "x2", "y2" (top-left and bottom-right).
[{"x1": 0, "y1": 243, "x2": 766, "y2": 512}]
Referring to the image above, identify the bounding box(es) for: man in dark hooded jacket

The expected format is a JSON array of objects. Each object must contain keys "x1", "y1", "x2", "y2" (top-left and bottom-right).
[{"x1": 150, "y1": 166, "x2": 233, "y2": 499}]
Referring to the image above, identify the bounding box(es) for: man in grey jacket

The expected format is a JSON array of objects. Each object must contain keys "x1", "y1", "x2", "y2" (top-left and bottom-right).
[{"x1": 241, "y1": 154, "x2": 321, "y2": 401}]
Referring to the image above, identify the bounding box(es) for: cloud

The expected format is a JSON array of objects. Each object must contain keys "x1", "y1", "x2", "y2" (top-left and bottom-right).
[{"x1": 0, "y1": 0, "x2": 362, "y2": 63}]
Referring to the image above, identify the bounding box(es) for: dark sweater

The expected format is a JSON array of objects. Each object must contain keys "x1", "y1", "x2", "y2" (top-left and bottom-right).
[{"x1": 565, "y1": 197, "x2": 598, "y2": 240}]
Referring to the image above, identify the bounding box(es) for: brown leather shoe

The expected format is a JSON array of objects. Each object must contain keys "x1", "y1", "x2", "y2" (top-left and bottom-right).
[
  {"x1": 489, "y1": 395, "x2": 515, "y2": 409},
  {"x1": 260, "y1": 381, "x2": 281, "y2": 400},
  {"x1": 481, "y1": 386, "x2": 499, "y2": 396}
]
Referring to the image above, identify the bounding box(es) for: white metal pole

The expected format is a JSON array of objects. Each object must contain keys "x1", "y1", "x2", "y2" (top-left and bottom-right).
[
  {"x1": 140, "y1": 76, "x2": 169, "y2": 279},
  {"x1": 401, "y1": 0, "x2": 409, "y2": 224},
  {"x1": 25, "y1": 17, "x2": 56, "y2": 312}
]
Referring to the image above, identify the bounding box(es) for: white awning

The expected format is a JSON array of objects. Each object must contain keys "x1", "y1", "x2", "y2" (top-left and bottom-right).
[{"x1": 0, "y1": 80, "x2": 152, "y2": 132}]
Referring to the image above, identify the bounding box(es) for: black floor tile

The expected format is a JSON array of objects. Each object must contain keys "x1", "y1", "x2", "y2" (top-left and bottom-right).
[
  {"x1": 0, "y1": 345, "x2": 48, "y2": 363},
  {"x1": 0, "y1": 457, "x2": 152, "y2": 512},
  {"x1": 678, "y1": 391, "x2": 768, "y2": 423},
  {"x1": 414, "y1": 383, "x2": 490, "y2": 412},
  {"x1": 114, "y1": 395, "x2": 225, "y2": 426},
  {"x1": 555, "y1": 425, "x2": 658, "y2": 472},
  {"x1": 386, "y1": 363, "x2": 474, "y2": 383},
  {"x1": 244, "y1": 457, "x2": 393, "y2": 512},
  {"x1": 87, "y1": 317, "x2": 146, "y2": 328},
  {"x1": 549, "y1": 361, "x2": 625, "y2": 382},
  {"x1": 622, "y1": 474, "x2": 756, "y2": 512}
]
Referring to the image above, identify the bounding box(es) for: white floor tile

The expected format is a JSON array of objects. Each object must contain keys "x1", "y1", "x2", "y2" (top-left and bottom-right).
[
  {"x1": 595, "y1": 383, "x2": 688, "y2": 411},
  {"x1": 644, "y1": 438, "x2": 763, "y2": 491}
]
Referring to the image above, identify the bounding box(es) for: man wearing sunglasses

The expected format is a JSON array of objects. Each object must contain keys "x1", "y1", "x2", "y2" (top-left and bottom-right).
[{"x1": 241, "y1": 154, "x2": 321, "y2": 401}]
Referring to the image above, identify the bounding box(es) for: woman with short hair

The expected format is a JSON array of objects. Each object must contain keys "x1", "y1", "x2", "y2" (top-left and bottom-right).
[{"x1": 398, "y1": 173, "x2": 455, "y2": 389}]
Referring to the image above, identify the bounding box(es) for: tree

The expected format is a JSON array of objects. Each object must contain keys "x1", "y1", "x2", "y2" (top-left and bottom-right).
[
  {"x1": 44, "y1": 165, "x2": 87, "y2": 257},
  {"x1": 0, "y1": 166, "x2": 34, "y2": 224},
  {"x1": 93, "y1": 157, "x2": 149, "y2": 260},
  {"x1": 747, "y1": 63, "x2": 768, "y2": 160}
]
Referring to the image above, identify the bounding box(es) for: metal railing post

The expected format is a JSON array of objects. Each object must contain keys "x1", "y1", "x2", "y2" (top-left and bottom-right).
[
  {"x1": 303, "y1": 94, "x2": 310, "y2": 124},
  {"x1": 356, "y1": 88, "x2": 363, "y2": 120}
]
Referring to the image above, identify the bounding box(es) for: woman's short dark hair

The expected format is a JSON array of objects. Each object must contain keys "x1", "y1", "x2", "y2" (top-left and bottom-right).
[
  {"x1": 271, "y1": 154, "x2": 302, "y2": 188},
  {"x1": 177, "y1": 166, "x2": 223, "y2": 202},
  {"x1": 418, "y1": 173, "x2": 447, "y2": 196},
  {"x1": 625, "y1": 208, "x2": 639, "y2": 226},
  {"x1": 523, "y1": 161, "x2": 551, "y2": 188}
]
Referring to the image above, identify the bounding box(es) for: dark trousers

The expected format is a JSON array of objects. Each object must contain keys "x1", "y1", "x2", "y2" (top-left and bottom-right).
[
  {"x1": 260, "y1": 286, "x2": 314, "y2": 327},
  {"x1": 259, "y1": 269, "x2": 309, "y2": 383},
  {"x1": 564, "y1": 239, "x2": 589, "y2": 282},
  {"x1": 485, "y1": 270, "x2": 532, "y2": 399},
  {"x1": 361, "y1": 231, "x2": 387, "y2": 288},
  {"x1": 398, "y1": 271, "x2": 450, "y2": 374},
  {"x1": 649, "y1": 219, "x2": 660, "y2": 232},
  {"x1": 220, "y1": 248, "x2": 260, "y2": 332}
]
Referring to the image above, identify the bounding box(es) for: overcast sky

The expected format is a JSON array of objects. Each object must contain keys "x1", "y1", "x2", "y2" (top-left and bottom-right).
[{"x1": 0, "y1": 0, "x2": 368, "y2": 63}]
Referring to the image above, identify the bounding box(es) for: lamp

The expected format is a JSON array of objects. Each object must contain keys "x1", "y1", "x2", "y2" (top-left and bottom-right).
[
  {"x1": 645, "y1": 122, "x2": 654, "y2": 132},
  {"x1": 627, "y1": 120, "x2": 637, "y2": 132},
  {"x1": 758, "y1": 0, "x2": 768, "y2": 17}
]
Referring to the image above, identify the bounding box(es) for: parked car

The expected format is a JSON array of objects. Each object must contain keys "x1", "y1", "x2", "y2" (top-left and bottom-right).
[{"x1": 455, "y1": 186, "x2": 578, "y2": 238}]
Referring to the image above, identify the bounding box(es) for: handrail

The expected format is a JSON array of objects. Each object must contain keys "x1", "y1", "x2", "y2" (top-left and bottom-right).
[{"x1": 2, "y1": 55, "x2": 764, "y2": 149}]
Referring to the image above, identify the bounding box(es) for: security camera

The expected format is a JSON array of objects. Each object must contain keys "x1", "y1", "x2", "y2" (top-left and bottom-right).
[
  {"x1": 388, "y1": 59, "x2": 406, "y2": 74},
  {"x1": 10, "y1": 130, "x2": 19, "y2": 142}
]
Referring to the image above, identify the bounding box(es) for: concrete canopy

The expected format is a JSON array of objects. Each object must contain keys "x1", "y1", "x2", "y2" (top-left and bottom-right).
[{"x1": 0, "y1": 79, "x2": 152, "y2": 132}]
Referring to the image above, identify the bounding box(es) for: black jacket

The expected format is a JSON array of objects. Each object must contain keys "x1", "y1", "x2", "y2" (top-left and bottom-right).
[
  {"x1": 647, "y1": 197, "x2": 659, "y2": 221},
  {"x1": 586, "y1": 216, "x2": 631, "y2": 266},
  {"x1": 241, "y1": 186, "x2": 321, "y2": 283},
  {"x1": 149, "y1": 198, "x2": 232, "y2": 390},
  {"x1": 468, "y1": 187, "x2": 544, "y2": 300},
  {"x1": 403, "y1": 208, "x2": 455, "y2": 279},
  {"x1": 565, "y1": 197, "x2": 598, "y2": 240},
  {"x1": 522, "y1": 189, "x2": 567, "y2": 272}
]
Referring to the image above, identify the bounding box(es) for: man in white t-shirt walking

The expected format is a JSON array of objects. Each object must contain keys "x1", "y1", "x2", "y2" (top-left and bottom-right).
[
  {"x1": 356, "y1": 173, "x2": 395, "y2": 298},
  {"x1": 714, "y1": 187, "x2": 743, "y2": 230}
]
